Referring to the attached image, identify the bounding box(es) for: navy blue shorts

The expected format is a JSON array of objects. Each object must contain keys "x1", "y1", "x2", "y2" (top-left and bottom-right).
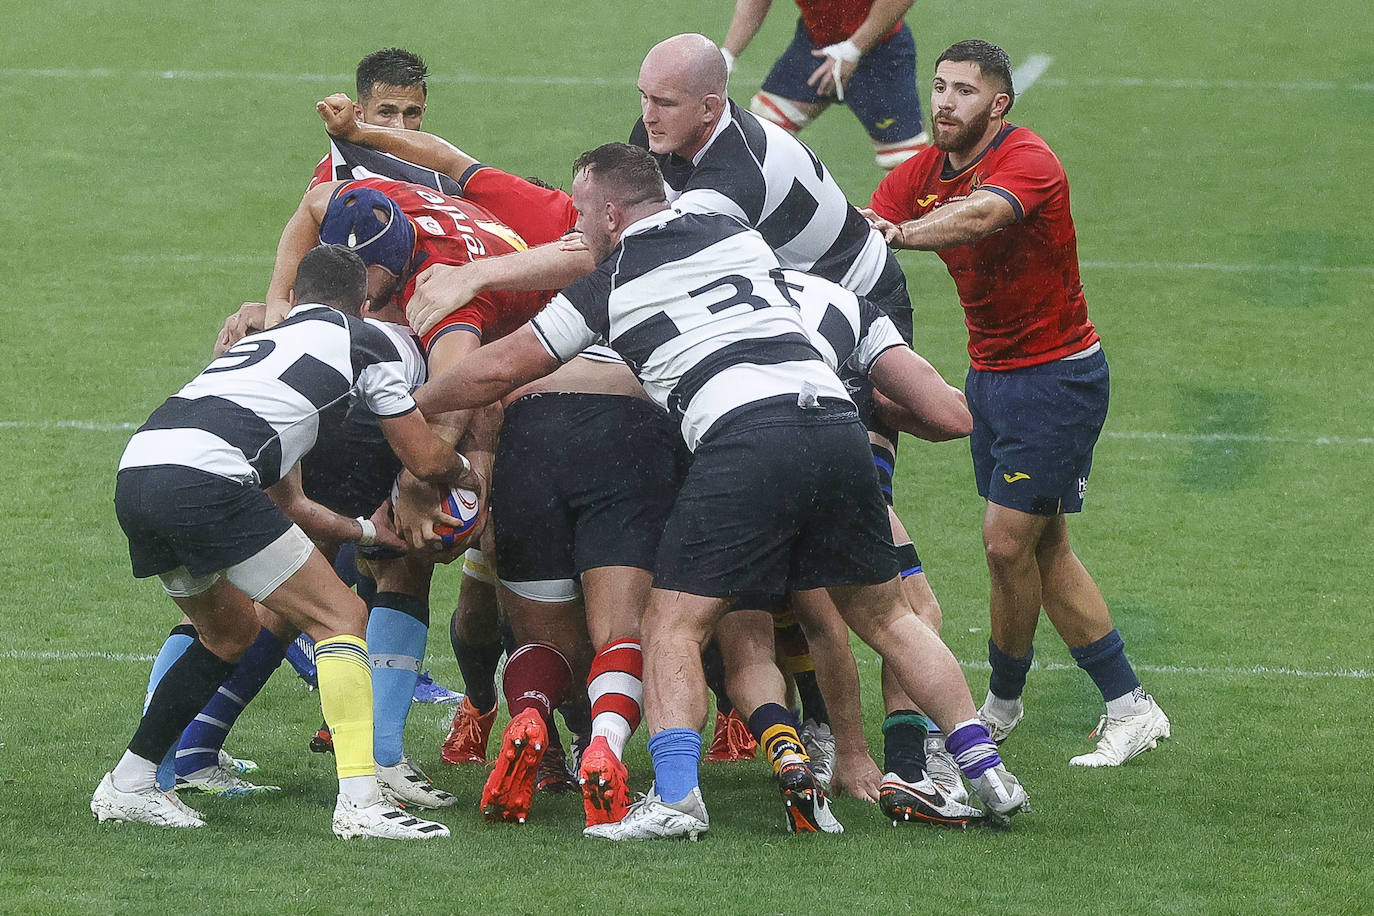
[
  {"x1": 653, "y1": 399, "x2": 899, "y2": 603},
  {"x1": 760, "y1": 20, "x2": 924, "y2": 143},
  {"x1": 967, "y1": 349, "x2": 1110, "y2": 515}
]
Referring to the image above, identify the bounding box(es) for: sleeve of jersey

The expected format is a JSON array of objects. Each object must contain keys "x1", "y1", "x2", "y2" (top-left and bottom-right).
[
  {"x1": 419, "y1": 295, "x2": 495, "y2": 352},
  {"x1": 350, "y1": 321, "x2": 419, "y2": 417},
  {"x1": 459, "y1": 166, "x2": 577, "y2": 247},
  {"x1": 529, "y1": 270, "x2": 611, "y2": 362},
  {"x1": 307, "y1": 153, "x2": 333, "y2": 191},
  {"x1": 852, "y1": 312, "x2": 908, "y2": 376},
  {"x1": 868, "y1": 159, "x2": 919, "y2": 222},
  {"x1": 979, "y1": 134, "x2": 1066, "y2": 221}
]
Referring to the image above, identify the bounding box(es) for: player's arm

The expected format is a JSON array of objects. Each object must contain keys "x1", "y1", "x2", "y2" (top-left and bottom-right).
[
  {"x1": 721, "y1": 0, "x2": 774, "y2": 70},
  {"x1": 862, "y1": 189, "x2": 1017, "y2": 251},
  {"x1": 808, "y1": 0, "x2": 914, "y2": 96},
  {"x1": 867, "y1": 346, "x2": 972, "y2": 441},
  {"x1": 265, "y1": 465, "x2": 405, "y2": 552},
  {"x1": 391, "y1": 402, "x2": 500, "y2": 553},
  {"x1": 405, "y1": 243, "x2": 596, "y2": 338},
  {"x1": 414, "y1": 324, "x2": 560, "y2": 417},
  {"x1": 317, "y1": 94, "x2": 480, "y2": 179},
  {"x1": 264, "y1": 181, "x2": 338, "y2": 326}
]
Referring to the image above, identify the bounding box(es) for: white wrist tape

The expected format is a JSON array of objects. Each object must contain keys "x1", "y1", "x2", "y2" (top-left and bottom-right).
[
  {"x1": 822, "y1": 40, "x2": 862, "y2": 101},
  {"x1": 721, "y1": 48, "x2": 736, "y2": 75},
  {"x1": 356, "y1": 517, "x2": 378, "y2": 546},
  {"x1": 456, "y1": 452, "x2": 471, "y2": 475}
]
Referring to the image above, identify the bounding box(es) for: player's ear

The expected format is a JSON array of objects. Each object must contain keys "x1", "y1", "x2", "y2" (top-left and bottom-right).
[
  {"x1": 992, "y1": 92, "x2": 1011, "y2": 118},
  {"x1": 287, "y1": 287, "x2": 298, "y2": 308},
  {"x1": 702, "y1": 92, "x2": 724, "y2": 121}
]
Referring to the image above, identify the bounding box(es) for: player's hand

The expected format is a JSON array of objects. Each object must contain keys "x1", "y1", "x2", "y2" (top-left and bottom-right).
[
  {"x1": 557, "y1": 231, "x2": 588, "y2": 253},
  {"x1": 829, "y1": 748, "x2": 882, "y2": 803},
  {"x1": 364, "y1": 500, "x2": 408, "y2": 552},
  {"x1": 317, "y1": 93, "x2": 362, "y2": 141},
  {"x1": 213, "y1": 302, "x2": 268, "y2": 357},
  {"x1": 808, "y1": 41, "x2": 862, "y2": 100},
  {"x1": 407, "y1": 264, "x2": 480, "y2": 337},
  {"x1": 858, "y1": 207, "x2": 903, "y2": 246},
  {"x1": 391, "y1": 470, "x2": 461, "y2": 551}
]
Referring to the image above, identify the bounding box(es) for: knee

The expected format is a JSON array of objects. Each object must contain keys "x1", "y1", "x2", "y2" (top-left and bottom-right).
[
  {"x1": 983, "y1": 527, "x2": 1037, "y2": 573},
  {"x1": 750, "y1": 91, "x2": 816, "y2": 133}
]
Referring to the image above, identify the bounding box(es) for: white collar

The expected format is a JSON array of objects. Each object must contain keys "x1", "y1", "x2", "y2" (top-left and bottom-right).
[{"x1": 690, "y1": 103, "x2": 734, "y2": 166}]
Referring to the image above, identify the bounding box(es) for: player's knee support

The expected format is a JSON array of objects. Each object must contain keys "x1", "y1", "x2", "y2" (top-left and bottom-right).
[{"x1": 750, "y1": 91, "x2": 817, "y2": 133}]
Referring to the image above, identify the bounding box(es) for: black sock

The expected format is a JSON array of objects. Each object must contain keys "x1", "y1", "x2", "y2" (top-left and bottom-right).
[
  {"x1": 794, "y1": 669, "x2": 829, "y2": 725},
  {"x1": 452, "y1": 615, "x2": 502, "y2": 714},
  {"x1": 882, "y1": 709, "x2": 929, "y2": 782},
  {"x1": 128, "y1": 640, "x2": 236, "y2": 763},
  {"x1": 701, "y1": 639, "x2": 734, "y2": 714}
]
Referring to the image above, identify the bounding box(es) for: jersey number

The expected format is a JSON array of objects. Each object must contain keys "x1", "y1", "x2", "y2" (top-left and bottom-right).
[{"x1": 203, "y1": 339, "x2": 277, "y2": 374}]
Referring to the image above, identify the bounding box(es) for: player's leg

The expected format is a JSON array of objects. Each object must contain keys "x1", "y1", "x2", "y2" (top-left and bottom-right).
[
  {"x1": 750, "y1": 19, "x2": 832, "y2": 133},
  {"x1": 579, "y1": 565, "x2": 648, "y2": 825},
  {"x1": 479, "y1": 584, "x2": 580, "y2": 823},
  {"x1": 441, "y1": 560, "x2": 504, "y2": 764},
  {"x1": 841, "y1": 22, "x2": 930, "y2": 169}
]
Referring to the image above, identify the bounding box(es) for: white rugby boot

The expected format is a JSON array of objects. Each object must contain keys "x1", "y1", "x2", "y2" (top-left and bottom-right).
[
  {"x1": 968, "y1": 764, "x2": 1030, "y2": 827},
  {"x1": 377, "y1": 756, "x2": 458, "y2": 809},
  {"x1": 176, "y1": 762, "x2": 280, "y2": 797},
  {"x1": 1069, "y1": 696, "x2": 1171, "y2": 767},
  {"x1": 799, "y1": 719, "x2": 837, "y2": 790},
  {"x1": 583, "y1": 785, "x2": 709, "y2": 841},
  {"x1": 923, "y1": 735, "x2": 970, "y2": 805},
  {"x1": 332, "y1": 793, "x2": 451, "y2": 840},
  {"x1": 92, "y1": 772, "x2": 205, "y2": 828}
]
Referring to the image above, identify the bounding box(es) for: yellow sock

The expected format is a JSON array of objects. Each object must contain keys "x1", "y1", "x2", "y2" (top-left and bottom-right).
[
  {"x1": 761, "y1": 723, "x2": 810, "y2": 775},
  {"x1": 314, "y1": 635, "x2": 375, "y2": 780}
]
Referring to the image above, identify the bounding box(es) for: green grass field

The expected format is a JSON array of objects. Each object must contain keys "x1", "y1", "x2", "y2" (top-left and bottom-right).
[{"x1": 2, "y1": 1, "x2": 1371, "y2": 913}]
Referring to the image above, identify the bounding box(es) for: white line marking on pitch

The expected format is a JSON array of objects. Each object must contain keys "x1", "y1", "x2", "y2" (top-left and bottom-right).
[
  {"x1": 7, "y1": 648, "x2": 1367, "y2": 680},
  {"x1": 3, "y1": 421, "x2": 1370, "y2": 446},
  {"x1": 1, "y1": 67, "x2": 1370, "y2": 93},
  {"x1": 1013, "y1": 54, "x2": 1054, "y2": 94}
]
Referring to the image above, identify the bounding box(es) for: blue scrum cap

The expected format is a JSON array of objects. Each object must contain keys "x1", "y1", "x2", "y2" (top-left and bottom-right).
[{"x1": 319, "y1": 186, "x2": 415, "y2": 277}]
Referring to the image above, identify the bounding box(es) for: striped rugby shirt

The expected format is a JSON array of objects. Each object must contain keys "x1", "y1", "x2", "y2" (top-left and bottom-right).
[
  {"x1": 119, "y1": 305, "x2": 422, "y2": 487},
  {"x1": 530, "y1": 209, "x2": 856, "y2": 452}
]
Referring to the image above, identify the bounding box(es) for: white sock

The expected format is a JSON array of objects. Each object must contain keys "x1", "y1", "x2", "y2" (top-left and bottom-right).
[
  {"x1": 110, "y1": 750, "x2": 158, "y2": 793},
  {"x1": 1105, "y1": 686, "x2": 1151, "y2": 720},
  {"x1": 339, "y1": 774, "x2": 383, "y2": 807},
  {"x1": 982, "y1": 691, "x2": 1023, "y2": 719}
]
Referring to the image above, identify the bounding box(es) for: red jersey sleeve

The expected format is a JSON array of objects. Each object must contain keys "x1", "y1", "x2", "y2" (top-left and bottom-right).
[
  {"x1": 459, "y1": 166, "x2": 578, "y2": 248},
  {"x1": 977, "y1": 134, "x2": 1065, "y2": 222},
  {"x1": 420, "y1": 292, "x2": 502, "y2": 351},
  {"x1": 868, "y1": 148, "x2": 938, "y2": 222},
  {"x1": 307, "y1": 153, "x2": 333, "y2": 191}
]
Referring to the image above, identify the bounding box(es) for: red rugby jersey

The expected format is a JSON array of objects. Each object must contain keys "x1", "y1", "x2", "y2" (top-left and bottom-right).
[
  {"x1": 335, "y1": 178, "x2": 551, "y2": 351},
  {"x1": 796, "y1": 0, "x2": 901, "y2": 48},
  {"x1": 458, "y1": 166, "x2": 577, "y2": 248},
  {"x1": 870, "y1": 124, "x2": 1097, "y2": 371}
]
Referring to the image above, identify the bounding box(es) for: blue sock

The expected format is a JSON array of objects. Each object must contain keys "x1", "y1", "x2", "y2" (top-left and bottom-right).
[
  {"x1": 1070, "y1": 629, "x2": 1141, "y2": 701},
  {"x1": 647, "y1": 728, "x2": 703, "y2": 804},
  {"x1": 368, "y1": 594, "x2": 430, "y2": 767},
  {"x1": 988, "y1": 639, "x2": 1035, "y2": 701},
  {"x1": 175, "y1": 627, "x2": 287, "y2": 778},
  {"x1": 147, "y1": 625, "x2": 196, "y2": 789}
]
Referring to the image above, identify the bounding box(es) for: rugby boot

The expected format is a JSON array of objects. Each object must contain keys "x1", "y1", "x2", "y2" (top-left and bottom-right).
[
  {"x1": 776, "y1": 759, "x2": 842, "y2": 834},
  {"x1": 578, "y1": 735, "x2": 631, "y2": 827},
  {"x1": 704, "y1": 709, "x2": 757, "y2": 762},
  {"x1": 879, "y1": 772, "x2": 984, "y2": 828},
  {"x1": 480, "y1": 708, "x2": 547, "y2": 824},
  {"x1": 441, "y1": 696, "x2": 498, "y2": 765}
]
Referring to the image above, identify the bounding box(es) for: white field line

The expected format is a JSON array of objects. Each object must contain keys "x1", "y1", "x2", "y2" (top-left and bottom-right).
[
  {"x1": 1013, "y1": 54, "x2": 1054, "y2": 95},
  {"x1": 122, "y1": 252, "x2": 1374, "y2": 276},
  {"x1": 2, "y1": 420, "x2": 1370, "y2": 446},
  {"x1": 1, "y1": 67, "x2": 1370, "y2": 93},
  {"x1": 5, "y1": 648, "x2": 1367, "y2": 680}
]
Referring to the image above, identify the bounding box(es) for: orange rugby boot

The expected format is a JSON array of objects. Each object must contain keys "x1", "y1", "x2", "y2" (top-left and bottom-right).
[
  {"x1": 441, "y1": 696, "x2": 498, "y2": 765},
  {"x1": 578, "y1": 736, "x2": 631, "y2": 827},
  {"x1": 480, "y1": 708, "x2": 548, "y2": 824},
  {"x1": 705, "y1": 709, "x2": 758, "y2": 762}
]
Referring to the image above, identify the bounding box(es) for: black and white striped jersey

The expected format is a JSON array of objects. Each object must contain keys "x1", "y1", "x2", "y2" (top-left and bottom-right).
[
  {"x1": 630, "y1": 101, "x2": 895, "y2": 298},
  {"x1": 773, "y1": 269, "x2": 908, "y2": 378},
  {"x1": 119, "y1": 306, "x2": 421, "y2": 487},
  {"x1": 530, "y1": 209, "x2": 851, "y2": 451}
]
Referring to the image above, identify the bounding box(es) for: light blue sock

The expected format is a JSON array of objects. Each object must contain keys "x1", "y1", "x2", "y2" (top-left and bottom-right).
[
  {"x1": 146, "y1": 626, "x2": 195, "y2": 790},
  {"x1": 647, "y1": 728, "x2": 703, "y2": 804},
  {"x1": 368, "y1": 595, "x2": 430, "y2": 767}
]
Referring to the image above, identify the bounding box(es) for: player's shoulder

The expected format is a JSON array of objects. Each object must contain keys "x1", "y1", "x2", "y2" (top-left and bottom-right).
[{"x1": 995, "y1": 125, "x2": 1063, "y2": 166}]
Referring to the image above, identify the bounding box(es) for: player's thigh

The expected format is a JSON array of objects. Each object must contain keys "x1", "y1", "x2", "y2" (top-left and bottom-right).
[
  {"x1": 759, "y1": 18, "x2": 831, "y2": 106},
  {"x1": 844, "y1": 25, "x2": 924, "y2": 143},
  {"x1": 496, "y1": 583, "x2": 590, "y2": 657},
  {"x1": 257, "y1": 546, "x2": 369, "y2": 642},
  {"x1": 170, "y1": 579, "x2": 261, "y2": 660}
]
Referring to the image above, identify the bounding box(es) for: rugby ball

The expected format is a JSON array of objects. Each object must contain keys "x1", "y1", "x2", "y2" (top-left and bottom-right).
[{"x1": 435, "y1": 486, "x2": 480, "y2": 547}]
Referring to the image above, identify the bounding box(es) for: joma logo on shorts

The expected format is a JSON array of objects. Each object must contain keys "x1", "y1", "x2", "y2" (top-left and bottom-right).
[{"x1": 1003, "y1": 472, "x2": 1030, "y2": 483}]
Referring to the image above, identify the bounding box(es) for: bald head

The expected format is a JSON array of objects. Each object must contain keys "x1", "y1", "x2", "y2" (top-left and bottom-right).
[
  {"x1": 641, "y1": 33, "x2": 729, "y2": 99},
  {"x1": 637, "y1": 34, "x2": 729, "y2": 159}
]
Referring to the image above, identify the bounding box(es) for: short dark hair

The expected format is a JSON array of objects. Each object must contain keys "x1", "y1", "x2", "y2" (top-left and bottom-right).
[
  {"x1": 937, "y1": 40, "x2": 1015, "y2": 114},
  {"x1": 293, "y1": 244, "x2": 369, "y2": 315},
  {"x1": 356, "y1": 48, "x2": 429, "y2": 101},
  {"x1": 572, "y1": 143, "x2": 666, "y2": 208}
]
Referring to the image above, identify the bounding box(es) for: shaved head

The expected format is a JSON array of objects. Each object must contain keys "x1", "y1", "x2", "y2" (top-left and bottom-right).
[
  {"x1": 640, "y1": 33, "x2": 728, "y2": 98},
  {"x1": 637, "y1": 34, "x2": 729, "y2": 159}
]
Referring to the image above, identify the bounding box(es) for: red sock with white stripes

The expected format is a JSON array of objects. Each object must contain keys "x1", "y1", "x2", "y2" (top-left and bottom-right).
[
  {"x1": 587, "y1": 639, "x2": 643, "y2": 758},
  {"x1": 502, "y1": 642, "x2": 573, "y2": 726}
]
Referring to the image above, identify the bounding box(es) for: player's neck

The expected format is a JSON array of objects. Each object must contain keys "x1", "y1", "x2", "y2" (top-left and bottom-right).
[{"x1": 947, "y1": 119, "x2": 1005, "y2": 171}]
